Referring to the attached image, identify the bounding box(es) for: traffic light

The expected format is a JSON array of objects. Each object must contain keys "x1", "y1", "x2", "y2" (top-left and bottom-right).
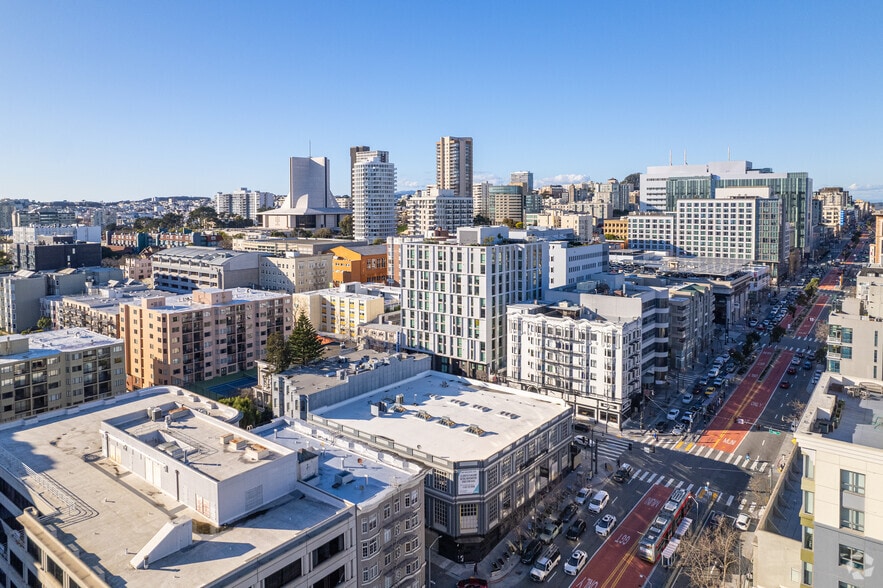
[{"x1": 628, "y1": 442, "x2": 633, "y2": 451}]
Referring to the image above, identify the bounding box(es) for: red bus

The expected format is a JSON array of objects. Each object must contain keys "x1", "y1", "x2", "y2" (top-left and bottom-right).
[{"x1": 636, "y1": 488, "x2": 692, "y2": 562}]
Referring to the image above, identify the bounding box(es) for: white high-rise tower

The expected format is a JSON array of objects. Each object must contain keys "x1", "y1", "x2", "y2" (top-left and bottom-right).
[{"x1": 352, "y1": 150, "x2": 396, "y2": 241}]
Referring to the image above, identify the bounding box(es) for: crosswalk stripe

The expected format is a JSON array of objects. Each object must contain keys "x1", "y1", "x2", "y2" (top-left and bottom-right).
[
  {"x1": 646, "y1": 473, "x2": 658, "y2": 484},
  {"x1": 667, "y1": 477, "x2": 676, "y2": 487},
  {"x1": 639, "y1": 470, "x2": 650, "y2": 481},
  {"x1": 684, "y1": 483, "x2": 694, "y2": 494},
  {"x1": 757, "y1": 462, "x2": 767, "y2": 473},
  {"x1": 726, "y1": 494, "x2": 734, "y2": 506},
  {"x1": 675, "y1": 480, "x2": 684, "y2": 489}
]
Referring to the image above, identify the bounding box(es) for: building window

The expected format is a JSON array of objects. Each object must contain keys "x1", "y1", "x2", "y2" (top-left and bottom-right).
[
  {"x1": 839, "y1": 545, "x2": 865, "y2": 571},
  {"x1": 460, "y1": 503, "x2": 479, "y2": 534},
  {"x1": 841, "y1": 507, "x2": 865, "y2": 532},
  {"x1": 802, "y1": 526, "x2": 813, "y2": 550},
  {"x1": 433, "y1": 501, "x2": 447, "y2": 527},
  {"x1": 803, "y1": 490, "x2": 814, "y2": 515},
  {"x1": 802, "y1": 562, "x2": 813, "y2": 585},
  {"x1": 803, "y1": 453, "x2": 815, "y2": 480},
  {"x1": 839, "y1": 582, "x2": 859, "y2": 588},
  {"x1": 841, "y1": 470, "x2": 865, "y2": 495},
  {"x1": 361, "y1": 537, "x2": 378, "y2": 558}
]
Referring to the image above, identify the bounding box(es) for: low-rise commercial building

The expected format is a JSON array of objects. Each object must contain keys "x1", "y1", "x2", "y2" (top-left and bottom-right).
[
  {"x1": 310, "y1": 371, "x2": 572, "y2": 562},
  {"x1": 0, "y1": 386, "x2": 425, "y2": 588}
]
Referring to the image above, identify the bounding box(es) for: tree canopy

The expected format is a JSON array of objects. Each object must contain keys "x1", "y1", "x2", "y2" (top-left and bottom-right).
[
  {"x1": 265, "y1": 332, "x2": 291, "y2": 373},
  {"x1": 288, "y1": 311, "x2": 324, "y2": 366},
  {"x1": 218, "y1": 394, "x2": 273, "y2": 429},
  {"x1": 338, "y1": 215, "x2": 353, "y2": 237}
]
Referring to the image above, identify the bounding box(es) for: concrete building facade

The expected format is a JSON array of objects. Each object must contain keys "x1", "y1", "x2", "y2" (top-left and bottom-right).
[
  {"x1": 258, "y1": 253, "x2": 333, "y2": 293},
  {"x1": 213, "y1": 187, "x2": 275, "y2": 221},
  {"x1": 151, "y1": 246, "x2": 262, "y2": 293},
  {"x1": 436, "y1": 136, "x2": 473, "y2": 198},
  {"x1": 121, "y1": 288, "x2": 292, "y2": 390}
]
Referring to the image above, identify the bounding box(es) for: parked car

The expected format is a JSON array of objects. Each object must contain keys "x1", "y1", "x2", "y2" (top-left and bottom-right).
[
  {"x1": 574, "y1": 435, "x2": 591, "y2": 447},
  {"x1": 563, "y1": 549, "x2": 587, "y2": 576},
  {"x1": 803, "y1": 360, "x2": 813, "y2": 370},
  {"x1": 681, "y1": 411, "x2": 694, "y2": 423},
  {"x1": 595, "y1": 514, "x2": 618, "y2": 537},
  {"x1": 575, "y1": 487, "x2": 591, "y2": 505},
  {"x1": 587, "y1": 490, "x2": 610, "y2": 514},
  {"x1": 530, "y1": 545, "x2": 561, "y2": 582},
  {"x1": 652, "y1": 420, "x2": 669, "y2": 434},
  {"x1": 667, "y1": 408, "x2": 681, "y2": 421},
  {"x1": 559, "y1": 503, "x2": 578, "y2": 523},
  {"x1": 779, "y1": 381, "x2": 791, "y2": 389},
  {"x1": 538, "y1": 519, "x2": 562, "y2": 544},
  {"x1": 787, "y1": 366, "x2": 797, "y2": 375},
  {"x1": 573, "y1": 422, "x2": 590, "y2": 433},
  {"x1": 672, "y1": 423, "x2": 686, "y2": 435},
  {"x1": 458, "y1": 579, "x2": 488, "y2": 588},
  {"x1": 682, "y1": 393, "x2": 694, "y2": 404},
  {"x1": 612, "y1": 463, "x2": 634, "y2": 483},
  {"x1": 521, "y1": 539, "x2": 543, "y2": 565},
  {"x1": 791, "y1": 357, "x2": 800, "y2": 365},
  {"x1": 734, "y1": 513, "x2": 750, "y2": 531},
  {"x1": 566, "y1": 519, "x2": 587, "y2": 540}
]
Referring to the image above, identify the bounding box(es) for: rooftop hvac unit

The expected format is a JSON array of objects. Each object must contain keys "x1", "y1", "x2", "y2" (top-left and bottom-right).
[
  {"x1": 395, "y1": 394, "x2": 404, "y2": 405},
  {"x1": 147, "y1": 407, "x2": 163, "y2": 421},
  {"x1": 333, "y1": 471, "x2": 355, "y2": 487}
]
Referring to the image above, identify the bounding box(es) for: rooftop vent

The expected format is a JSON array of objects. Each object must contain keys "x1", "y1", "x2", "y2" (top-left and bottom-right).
[
  {"x1": 417, "y1": 410, "x2": 433, "y2": 421},
  {"x1": 438, "y1": 416, "x2": 456, "y2": 428},
  {"x1": 466, "y1": 424, "x2": 486, "y2": 437}
]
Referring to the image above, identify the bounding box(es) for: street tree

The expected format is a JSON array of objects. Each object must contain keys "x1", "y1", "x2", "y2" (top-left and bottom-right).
[
  {"x1": 679, "y1": 523, "x2": 744, "y2": 588},
  {"x1": 770, "y1": 325, "x2": 785, "y2": 343},
  {"x1": 218, "y1": 393, "x2": 273, "y2": 429},
  {"x1": 288, "y1": 311, "x2": 324, "y2": 366}
]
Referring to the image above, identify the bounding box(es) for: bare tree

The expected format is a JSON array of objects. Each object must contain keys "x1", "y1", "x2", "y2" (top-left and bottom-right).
[
  {"x1": 679, "y1": 523, "x2": 743, "y2": 588},
  {"x1": 815, "y1": 320, "x2": 828, "y2": 342}
]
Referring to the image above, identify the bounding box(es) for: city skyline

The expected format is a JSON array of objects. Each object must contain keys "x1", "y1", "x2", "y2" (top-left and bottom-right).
[{"x1": 2, "y1": 2, "x2": 882, "y2": 202}]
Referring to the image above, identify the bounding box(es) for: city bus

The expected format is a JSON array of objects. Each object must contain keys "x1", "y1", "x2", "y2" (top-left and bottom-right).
[{"x1": 636, "y1": 488, "x2": 692, "y2": 563}]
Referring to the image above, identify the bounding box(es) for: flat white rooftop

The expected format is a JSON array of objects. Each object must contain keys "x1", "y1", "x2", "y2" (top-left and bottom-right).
[
  {"x1": 0, "y1": 387, "x2": 347, "y2": 587},
  {"x1": 137, "y1": 288, "x2": 288, "y2": 312},
  {"x1": 313, "y1": 371, "x2": 570, "y2": 463},
  {"x1": 28, "y1": 328, "x2": 122, "y2": 352}
]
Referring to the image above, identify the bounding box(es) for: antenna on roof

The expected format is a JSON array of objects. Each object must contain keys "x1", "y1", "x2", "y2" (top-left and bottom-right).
[
  {"x1": 728, "y1": 146, "x2": 731, "y2": 161},
  {"x1": 684, "y1": 149, "x2": 687, "y2": 165},
  {"x1": 669, "y1": 149, "x2": 672, "y2": 166},
  {"x1": 309, "y1": 140, "x2": 312, "y2": 158}
]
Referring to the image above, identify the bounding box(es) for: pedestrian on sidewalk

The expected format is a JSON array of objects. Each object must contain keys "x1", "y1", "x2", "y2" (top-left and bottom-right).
[
  {"x1": 473, "y1": 562, "x2": 478, "y2": 575},
  {"x1": 616, "y1": 458, "x2": 620, "y2": 467}
]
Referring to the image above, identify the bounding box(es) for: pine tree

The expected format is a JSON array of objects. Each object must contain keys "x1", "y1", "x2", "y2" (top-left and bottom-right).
[
  {"x1": 265, "y1": 331, "x2": 290, "y2": 373},
  {"x1": 288, "y1": 311, "x2": 324, "y2": 366}
]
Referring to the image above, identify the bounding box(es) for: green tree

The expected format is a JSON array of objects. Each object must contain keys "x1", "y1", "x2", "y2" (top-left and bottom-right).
[
  {"x1": 473, "y1": 214, "x2": 491, "y2": 226},
  {"x1": 288, "y1": 311, "x2": 324, "y2": 366},
  {"x1": 265, "y1": 332, "x2": 291, "y2": 373},
  {"x1": 500, "y1": 218, "x2": 517, "y2": 228},
  {"x1": 770, "y1": 325, "x2": 785, "y2": 343},
  {"x1": 314, "y1": 227, "x2": 333, "y2": 238},
  {"x1": 160, "y1": 212, "x2": 184, "y2": 229},
  {"x1": 339, "y1": 215, "x2": 354, "y2": 237},
  {"x1": 187, "y1": 206, "x2": 219, "y2": 228},
  {"x1": 218, "y1": 394, "x2": 272, "y2": 429},
  {"x1": 814, "y1": 345, "x2": 827, "y2": 364},
  {"x1": 36, "y1": 316, "x2": 52, "y2": 331}
]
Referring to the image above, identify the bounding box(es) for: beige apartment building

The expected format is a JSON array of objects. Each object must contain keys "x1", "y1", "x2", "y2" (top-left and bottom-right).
[
  {"x1": 258, "y1": 253, "x2": 333, "y2": 293},
  {"x1": 293, "y1": 285, "x2": 385, "y2": 340},
  {"x1": 124, "y1": 256, "x2": 152, "y2": 281},
  {"x1": 0, "y1": 329, "x2": 125, "y2": 422},
  {"x1": 121, "y1": 288, "x2": 292, "y2": 390}
]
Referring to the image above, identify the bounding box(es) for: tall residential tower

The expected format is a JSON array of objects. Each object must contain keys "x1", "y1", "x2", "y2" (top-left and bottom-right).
[
  {"x1": 352, "y1": 150, "x2": 396, "y2": 241},
  {"x1": 436, "y1": 136, "x2": 473, "y2": 198}
]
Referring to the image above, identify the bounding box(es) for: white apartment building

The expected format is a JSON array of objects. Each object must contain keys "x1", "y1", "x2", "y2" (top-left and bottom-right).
[
  {"x1": 507, "y1": 301, "x2": 642, "y2": 426},
  {"x1": 547, "y1": 279, "x2": 672, "y2": 389},
  {"x1": 401, "y1": 226, "x2": 545, "y2": 379},
  {"x1": 258, "y1": 253, "x2": 333, "y2": 293},
  {"x1": 472, "y1": 181, "x2": 491, "y2": 218},
  {"x1": 787, "y1": 373, "x2": 883, "y2": 588},
  {"x1": 436, "y1": 136, "x2": 473, "y2": 197},
  {"x1": 214, "y1": 187, "x2": 275, "y2": 221},
  {"x1": 627, "y1": 213, "x2": 676, "y2": 253},
  {"x1": 547, "y1": 241, "x2": 609, "y2": 289},
  {"x1": 352, "y1": 150, "x2": 397, "y2": 241},
  {"x1": 406, "y1": 186, "x2": 473, "y2": 235}
]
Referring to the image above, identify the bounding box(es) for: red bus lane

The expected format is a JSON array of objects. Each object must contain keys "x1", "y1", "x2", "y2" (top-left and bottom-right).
[
  {"x1": 570, "y1": 484, "x2": 672, "y2": 588},
  {"x1": 695, "y1": 347, "x2": 792, "y2": 453},
  {"x1": 794, "y1": 294, "x2": 829, "y2": 338}
]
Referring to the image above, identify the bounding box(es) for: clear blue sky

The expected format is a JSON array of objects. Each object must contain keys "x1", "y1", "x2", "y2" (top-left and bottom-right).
[{"x1": 2, "y1": 1, "x2": 882, "y2": 202}]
